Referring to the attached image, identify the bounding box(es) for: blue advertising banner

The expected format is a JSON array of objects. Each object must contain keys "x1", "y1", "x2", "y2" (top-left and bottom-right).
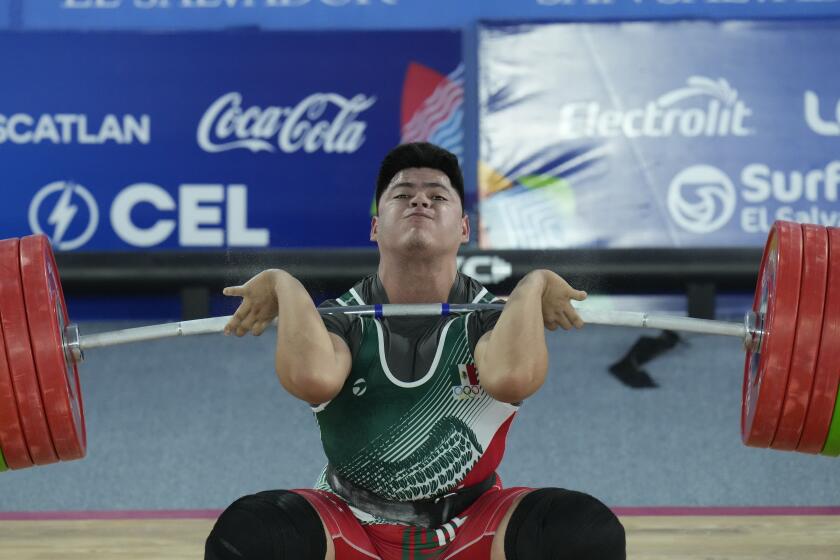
[
  {"x1": 0, "y1": 30, "x2": 463, "y2": 250},
  {"x1": 478, "y1": 20, "x2": 840, "y2": 248},
  {"x1": 19, "y1": 0, "x2": 475, "y2": 30},
  {"x1": 11, "y1": 0, "x2": 840, "y2": 31},
  {"x1": 481, "y1": 0, "x2": 840, "y2": 21}
]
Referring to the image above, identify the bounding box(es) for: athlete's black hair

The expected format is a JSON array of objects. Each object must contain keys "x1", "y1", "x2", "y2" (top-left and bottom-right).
[{"x1": 375, "y1": 142, "x2": 464, "y2": 213}]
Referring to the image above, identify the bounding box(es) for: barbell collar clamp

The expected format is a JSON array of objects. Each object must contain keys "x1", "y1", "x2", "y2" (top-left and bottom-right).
[
  {"x1": 744, "y1": 311, "x2": 763, "y2": 353},
  {"x1": 65, "y1": 324, "x2": 84, "y2": 364}
]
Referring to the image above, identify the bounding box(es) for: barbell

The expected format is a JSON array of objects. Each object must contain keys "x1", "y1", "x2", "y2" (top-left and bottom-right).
[{"x1": 0, "y1": 220, "x2": 838, "y2": 473}]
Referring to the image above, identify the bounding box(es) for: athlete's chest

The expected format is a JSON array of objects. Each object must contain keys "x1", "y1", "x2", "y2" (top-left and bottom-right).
[{"x1": 354, "y1": 316, "x2": 471, "y2": 384}]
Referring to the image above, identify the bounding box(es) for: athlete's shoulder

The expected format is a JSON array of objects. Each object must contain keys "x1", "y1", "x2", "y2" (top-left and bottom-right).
[
  {"x1": 456, "y1": 273, "x2": 504, "y2": 304},
  {"x1": 318, "y1": 275, "x2": 378, "y2": 308}
]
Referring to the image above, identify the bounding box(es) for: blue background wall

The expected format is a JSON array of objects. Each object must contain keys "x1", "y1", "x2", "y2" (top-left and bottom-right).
[
  {"x1": 4, "y1": 0, "x2": 840, "y2": 250},
  {"x1": 1, "y1": 0, "x2": 839, "y2": 517}
]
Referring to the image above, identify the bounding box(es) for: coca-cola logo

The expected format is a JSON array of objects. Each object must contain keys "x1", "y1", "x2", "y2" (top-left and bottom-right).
[{"x1": 197, "y1": 91, "x2": 376, "y2": 154}]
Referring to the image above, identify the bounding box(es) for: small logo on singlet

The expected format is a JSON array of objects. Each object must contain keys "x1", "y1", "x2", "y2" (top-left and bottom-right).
[
  {"x1": 453, "y1": 364, "x2": 483, "y2": 400},
  {"x1": 352, "y1": 378, "x2": 367, "y2": 397}
]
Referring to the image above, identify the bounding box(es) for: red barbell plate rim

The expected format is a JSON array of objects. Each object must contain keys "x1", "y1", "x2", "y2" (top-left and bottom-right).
[
  {"x1": 0, "y1": 239, "x2": 59, "y2": 465},
  {"x1": 20, "y1": 235, "x2": 86, "y2": 461},
  {"x1": 742, "y1": 221, "x2": 803, "y2": 447},
  {"x1": 743, "y1": 226, "x2": 776, "y2": 443},
  {"x1": 799, "y1": 227, "x2": 840, "y2": 453},
  {"x1": 53, "y1": 237, "x2": 86, "y2": 456},
  {"x1": 55, "y1": 243, "x2": 86, "y2": 457},
  {"x1": 0, "y1": 307, "x2": 34, "y2": 469},
  {"x1": 772, "y1": 224, "x2": 828, "y2": 450},
  {"x1": 743, "y1": 225, "x2": 778, "y2": 444}
]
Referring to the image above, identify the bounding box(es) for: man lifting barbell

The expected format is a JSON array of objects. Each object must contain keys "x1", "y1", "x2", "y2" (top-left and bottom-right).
[
  {"x1": 0, "y1": 143, "x2": 838, "y2": 557},
  {"x1": 206, "y1": 142, "x2": 626, "y2": 560}
]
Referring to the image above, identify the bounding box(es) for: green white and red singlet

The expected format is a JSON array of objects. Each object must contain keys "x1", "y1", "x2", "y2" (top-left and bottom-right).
[{"x1": 313, "y1": 273, "x2": 519, "y2": 525}]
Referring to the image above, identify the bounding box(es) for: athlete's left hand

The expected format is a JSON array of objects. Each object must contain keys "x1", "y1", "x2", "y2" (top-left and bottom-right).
[{"x1": 532, "y1": 269, "x2": 587, "y2": 331}]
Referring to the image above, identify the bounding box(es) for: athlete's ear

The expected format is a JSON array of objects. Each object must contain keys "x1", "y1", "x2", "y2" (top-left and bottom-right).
[
  {"x1": 460, "y1": 214, "x2": 470, "y2": 244},
  {"x1": 370, "y1": 215, "x2": 379, "y2": 241}
]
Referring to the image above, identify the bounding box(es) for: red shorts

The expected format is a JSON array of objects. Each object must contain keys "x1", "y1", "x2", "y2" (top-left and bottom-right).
[{"x1": 292, "y1": 481, "x2": 532, "y2": 560}]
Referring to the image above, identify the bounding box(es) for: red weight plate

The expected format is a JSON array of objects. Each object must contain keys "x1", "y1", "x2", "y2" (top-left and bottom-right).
[
  {"x1": 0, "y1": 308, "x2": 34, "y2": 469},
  {"x1": 20, "y1": 235, "x2": 86, "y2": 461},
  {"x1": 742, "y1": 221, "x2": 803, "y2": 448},
  {"x1": 772, "y1": 224, "x2": 828, "y2": 450},
  {"x1": 799, "y1": 226, "x2": 840, "y2": 453},
  {"x1": 0, "y1": 239, "x2": 58, "y2": 464}
]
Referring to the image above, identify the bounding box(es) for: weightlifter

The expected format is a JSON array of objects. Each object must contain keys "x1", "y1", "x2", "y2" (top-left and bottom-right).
[{"x1": 205, "y1": 143, "x2": 626, "y2": 560}]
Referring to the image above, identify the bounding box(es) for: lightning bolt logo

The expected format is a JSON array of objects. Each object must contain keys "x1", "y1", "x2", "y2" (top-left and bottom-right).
[
  {"x1": 46, "y1": 182, "x2": 80, "y2": 245},
  {"x1": 29, "y1": 181, "x2": 99, "y2": 251}
]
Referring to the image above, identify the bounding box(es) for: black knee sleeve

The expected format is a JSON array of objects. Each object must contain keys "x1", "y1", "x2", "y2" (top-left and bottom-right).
[
  {"x1": 504, "y1": 488, "x2": 626, "y2": 560},
  {"x1": 205, "y1": 490, "x2": 327, "y2": 560}
]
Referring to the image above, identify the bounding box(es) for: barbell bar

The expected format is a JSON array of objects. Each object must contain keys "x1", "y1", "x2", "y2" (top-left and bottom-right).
[
  {"x1": 0, "y1": 220, "x2": 838, "y2": 473},
  {"x1": 71, "y1": 304, "x2": 752, "y2": 357}
]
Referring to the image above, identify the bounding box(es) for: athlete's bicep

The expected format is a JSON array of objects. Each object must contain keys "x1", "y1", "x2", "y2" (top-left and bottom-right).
[
  {"x1": 474, "y1": 329, "x2": 493, "y2": 374},
  {"x1": 329, "y1": 332, "x2": 353, "y2": 380},
  {"x1": 475, "y1": 329, "x2": 525, "y2": 405}
]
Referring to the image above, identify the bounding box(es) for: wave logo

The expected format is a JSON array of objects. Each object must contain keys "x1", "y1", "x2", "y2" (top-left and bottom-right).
[
  {"x1": 804, "y1": 91, "x2": 840, "y2": 136},
  {"x1": 29, "y1": 181, "x2": 99, "y2": 250},
  {"x1": 558, "y1": 76, "x2": 754, "y2": 139},
  {"x1": 400, "y1": 63, "x2": 464, "y2": 159},
  {"x1": 667, "y1": 165, "x2": 737, "y2": 234}
]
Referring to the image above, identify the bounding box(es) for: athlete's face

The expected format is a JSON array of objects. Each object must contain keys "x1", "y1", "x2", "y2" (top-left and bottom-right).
[{"x1": 371, "y1": 167, "x2": 469, "y2": 256}]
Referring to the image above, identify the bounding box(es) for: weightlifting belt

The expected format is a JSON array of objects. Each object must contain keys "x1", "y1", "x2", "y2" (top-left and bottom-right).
[{"x1": 325, "y1": 465, "x2": 496, "y2": 528}]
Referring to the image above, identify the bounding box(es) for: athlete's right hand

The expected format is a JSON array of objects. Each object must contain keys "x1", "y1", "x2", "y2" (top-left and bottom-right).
[{"x1": 223, "y1": 269, "x2": 286, "y2": 337}]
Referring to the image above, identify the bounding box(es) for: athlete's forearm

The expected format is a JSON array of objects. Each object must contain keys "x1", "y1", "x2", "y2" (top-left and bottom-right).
[
  {"x1": 478, "y1": 271, "x2": 549, "y2": 402},
  {"x1": 273, "y1": 271, "x2": 348, "y2": 403}
]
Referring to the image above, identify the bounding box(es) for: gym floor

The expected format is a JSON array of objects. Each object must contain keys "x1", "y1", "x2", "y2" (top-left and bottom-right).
[
  {"x1": 1, "y1": 514, "x2": 839, "y2": 559},
  {"x1": 1, "y1": 322, "x2": 838, "y2": 558}
]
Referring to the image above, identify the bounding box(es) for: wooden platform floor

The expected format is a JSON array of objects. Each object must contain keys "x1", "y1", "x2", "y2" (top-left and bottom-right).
[{"x1": 1, "y1": 516, "x2": 838, "y2": 559}]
